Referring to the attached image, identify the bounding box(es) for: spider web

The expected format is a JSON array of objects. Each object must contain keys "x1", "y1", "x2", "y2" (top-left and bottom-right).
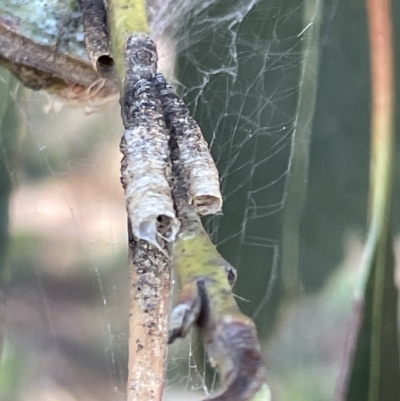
[{"x1": 0, "y1": 0, "x2": 373, "y2": 400}]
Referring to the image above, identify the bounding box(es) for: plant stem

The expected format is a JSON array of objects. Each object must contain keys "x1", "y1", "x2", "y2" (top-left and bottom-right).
[
  {"x1": 106, "y1": 2, "x2": 174, "y2": 401},
  {"x1": 166, "y1": 99, "x2": 270, "y2": 401},
  {"x1": 126, "y1": 223, "x2": 170, "y2": 401},
  {"x1": 280, "y1": 0, "x2": 322, "y2": 297},
  {"x1": 367, "y1": 0, "x2": 394, "y2": 227},
  {"x1": 366, "y1": 0, "x2": 395, "y2": 400},
  {"x1": 106, "y1": 0, "x2": 149, "y2": 86}
]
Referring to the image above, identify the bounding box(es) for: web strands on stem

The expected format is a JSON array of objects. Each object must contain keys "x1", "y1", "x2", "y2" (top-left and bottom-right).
[
  {"x1": 166, "y1": 137, "x2": 268, "y2": 401},
  {"x1": 161, "y1": 57, "x2": 268, "y2": 401},
  {"x1": 119, "y1": 35, "x2": 222, "y2": 399},
  {"x1": 119, "y1": 34, "x2": 269, "y2": 401}
]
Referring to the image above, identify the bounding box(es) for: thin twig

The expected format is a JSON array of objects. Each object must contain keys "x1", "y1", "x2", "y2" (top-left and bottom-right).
[
  {"x1": 126, "y1": 222, "x2": 170, "y2": 401},
  {"x1": 106, "y1": 2, "x2": 176, "y2": 400},
  {"x1": 106, "y1": 0, "x2": 150, "y2": 86},
  {"x1": 118, "y1": 38, "x2": 178, "y2": 401}
]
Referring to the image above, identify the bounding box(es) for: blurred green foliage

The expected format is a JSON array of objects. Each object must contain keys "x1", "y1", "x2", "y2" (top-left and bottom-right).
[
  {"x1": 0, "y1": 0, "x2": 399, "y2": 400},
  {"x1": 346, "y1": 233, "x2": 400, "y2": 401},
  {"x1": 0, "y1": 70, "x2": 21, "y2": 401},
  {"x1": 0, "y1": 71, "x2": 19, "y2": 285}
]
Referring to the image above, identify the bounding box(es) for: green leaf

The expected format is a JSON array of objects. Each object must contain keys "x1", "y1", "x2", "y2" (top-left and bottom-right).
[
  {"x1": 339, "y1": 1, "x2": 400, "y2": 399},
  {"x1": 343, "y1": 230, "x2": 400, "y2": 401}
]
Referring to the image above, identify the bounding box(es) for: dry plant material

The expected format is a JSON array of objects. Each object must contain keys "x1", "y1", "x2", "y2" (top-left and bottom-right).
[
  {"x1": 79, "y1": 0, "x2": 115, "y2": 78},
  {"x1": 156, "y1": 74, "x2": 222, "y2": 215},
  {"x1": 115, "y1": 36, "x2": 178, "y2": 401},
  {"x1": 105, "y1": 0, "x2": 177, "y2": 398},
  {"x1": 120, "y1": 35, "x2": 180, "y2": 250},
  {"x1": 127, "y1": 222, "x2": 171, "y2": 401},
  {"x1": 0, "y1": 0, "x2": 117, "y2": 105}
]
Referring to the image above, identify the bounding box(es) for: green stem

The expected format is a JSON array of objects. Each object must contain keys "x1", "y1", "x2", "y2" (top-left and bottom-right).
[
  {"x1": 107, "y1": 0, "x2": 150, "y2": 86},
  {"x1": 168, "y1": 118, "x2": 270, "y2": 401},
  {"x1": 365, "y1": 0, "x2": 395, "y2": 400}
]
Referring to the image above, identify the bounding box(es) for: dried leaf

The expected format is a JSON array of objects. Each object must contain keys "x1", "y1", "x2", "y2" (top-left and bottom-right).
[
  {"x1": 156, "y1": 73, "x2": 222, "y2": 215},
  {"x1": 0, "y1": 0, "x2": 117, "y2": 104}
]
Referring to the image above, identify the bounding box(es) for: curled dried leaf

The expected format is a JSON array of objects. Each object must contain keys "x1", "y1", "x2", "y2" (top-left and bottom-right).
[
  {"x1": 155, "y1": 73, "x2": 222, "y2": 215},
  {"x1": 79, "y1": 0, "x2": 115, "y2": 78},
  {"x1": 120, "y1": 36, "x2": 180, "y2": 249}
]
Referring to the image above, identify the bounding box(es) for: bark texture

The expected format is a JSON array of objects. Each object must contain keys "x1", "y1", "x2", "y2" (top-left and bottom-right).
[{"x1": 127, "y1": 223, "x2": 170, "y2": 401}]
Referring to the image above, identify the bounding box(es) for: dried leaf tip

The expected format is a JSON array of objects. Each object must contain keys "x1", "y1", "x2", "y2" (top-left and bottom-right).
[{"x1": 155, "y1": 73, "x2": 223, "y2": 215}]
